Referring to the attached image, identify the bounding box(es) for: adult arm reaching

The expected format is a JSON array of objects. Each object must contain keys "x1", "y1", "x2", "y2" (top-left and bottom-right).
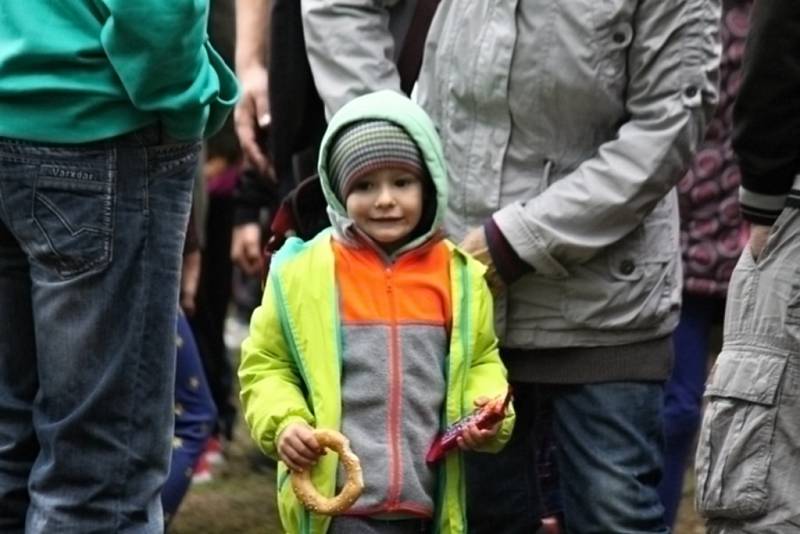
[{"x1": 234, "y1": 0, "x2": 274, "y2": 176}]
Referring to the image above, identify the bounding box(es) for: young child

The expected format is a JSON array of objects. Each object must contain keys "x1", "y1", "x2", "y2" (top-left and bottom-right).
[{"x1": 239, "y1": 90, "x2": 514, "y2": 534}]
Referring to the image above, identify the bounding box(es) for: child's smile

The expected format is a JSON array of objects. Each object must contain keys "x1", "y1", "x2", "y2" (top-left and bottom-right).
[{"x1": 345, "y1": 168, "x2": 424, "y2": 252}]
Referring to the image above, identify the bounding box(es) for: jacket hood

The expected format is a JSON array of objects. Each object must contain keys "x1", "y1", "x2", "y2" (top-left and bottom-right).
[{"x1": 318, "y1": 90, "x2": 448, "y2": 253}]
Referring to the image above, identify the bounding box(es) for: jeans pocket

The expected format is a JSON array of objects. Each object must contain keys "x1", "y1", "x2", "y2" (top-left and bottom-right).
[
  {"x1": 695, "y1": 347, "x2": 788, "y2": 520},
  {"x1": 149, "y1": 141, "x2": 201, "y2": 177},
  {"x1": 32, "y1": 165, "x2": 114, "y2": 278}
]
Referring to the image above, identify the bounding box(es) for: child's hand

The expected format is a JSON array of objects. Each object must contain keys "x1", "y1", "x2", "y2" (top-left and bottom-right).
[
  {"x1": 457, "y1": 396, "x2": 502, "y2": 451},
  {"x1": 277, "y1": 422, "x2": 326, "y2": 472}
]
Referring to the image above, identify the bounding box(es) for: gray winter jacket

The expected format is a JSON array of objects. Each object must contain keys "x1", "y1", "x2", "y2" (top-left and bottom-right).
[
  {"x1": 302, "y1": 0, "x2": 417, "y2": 118},
  {"x1": 417, "y1": 0, "x2": 721, "y2": 348},
  {"x1": 302, "y1": 0, "x2": 721, "y2": 349}
]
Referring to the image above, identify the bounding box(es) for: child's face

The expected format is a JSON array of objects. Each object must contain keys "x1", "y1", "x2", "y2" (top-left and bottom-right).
[{"x1": 345, "y1": 167, "x2": 424, "y2": 252}]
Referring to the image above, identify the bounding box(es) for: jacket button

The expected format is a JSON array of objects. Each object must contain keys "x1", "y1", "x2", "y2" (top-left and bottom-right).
[
  {"x1": 612, "y1": 32, "x2": 626, "y2": 44},
  {"x1": 684, "y1": 86, "x2": 698, "y2": 98},
  {"x1": 619, "y1": 259, "x2": 635, "y2": 275}
]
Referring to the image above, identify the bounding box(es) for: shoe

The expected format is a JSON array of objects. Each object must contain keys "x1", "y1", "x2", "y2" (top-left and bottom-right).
[
  {"x1": 191, "y1": 453, "x2": 213, "y2": 484},
  {"x1": 205, "y1": 436, "x2": 225, "y2": 467},
  {"x1": 224, "y1": 314, "x2": 250, "y2": 351},
  {"x1": 539, "y1": 516, "x2": 562, "y2": 534}
]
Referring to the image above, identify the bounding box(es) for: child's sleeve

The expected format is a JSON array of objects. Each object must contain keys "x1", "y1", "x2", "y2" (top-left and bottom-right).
[
  {"x1": 239, "y1": 274, "x2": 315, "y2": 460},
  {"x1": 463, "y1": 269, "x2": 515, "y2": 453}
]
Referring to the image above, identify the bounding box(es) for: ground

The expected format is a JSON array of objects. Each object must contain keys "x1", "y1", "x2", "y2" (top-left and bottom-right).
[{"x1": 169, "y1": 420, "x2": 706, "y2": 534}]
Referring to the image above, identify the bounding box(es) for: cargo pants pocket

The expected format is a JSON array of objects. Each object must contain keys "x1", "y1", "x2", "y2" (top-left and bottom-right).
[{"x1": 695, "y1": 347, "x2": 788, "y2": 520}]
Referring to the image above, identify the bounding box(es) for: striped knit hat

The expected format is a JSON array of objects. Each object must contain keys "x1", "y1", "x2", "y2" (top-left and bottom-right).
[{"x1": 328, "y1": 120, "x2": 425, "y2": 203}]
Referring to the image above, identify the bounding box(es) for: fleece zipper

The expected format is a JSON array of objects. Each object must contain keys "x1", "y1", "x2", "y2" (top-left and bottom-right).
[{"x1": 385, "y1": 265, "x2": 404, "y2": 508}]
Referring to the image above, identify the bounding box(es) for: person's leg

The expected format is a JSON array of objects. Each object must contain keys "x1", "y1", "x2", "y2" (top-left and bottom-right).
[
  {"x1": 465, "y1": 380, "x2": 543, "y2": 534},
  {"x1": 552, "y1": 381, "x2": 669, "y2": 534},
  {"x1": 534, "y1": 401, "x2": 564, "y2": 530},
  {"x1": 0, "y1": 130, "x2": 197, "y2": 533},
  {"x1": 162, "y1": 311, "x2": 217, "y2": 525},
  {"x1": 659, "y1": 293, "x2": 718, "y2": 526},
  {"x1": 189, "y1": 194, "x2": 236, "y2": 440},
  {"x1": 697, "y1": 208, "x2": 800, "y2": 532},
  {"x1": 0, "y1": 218, "x2": 37, "y2": 533}
]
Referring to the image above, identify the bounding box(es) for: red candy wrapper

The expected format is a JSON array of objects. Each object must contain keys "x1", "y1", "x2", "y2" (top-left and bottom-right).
[{"x1": 426, "y1": 387, "x2": 513, "y2": 465}]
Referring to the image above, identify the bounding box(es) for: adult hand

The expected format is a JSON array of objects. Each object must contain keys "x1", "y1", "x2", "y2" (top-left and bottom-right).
[
  {"x1": 231, "y1": 223, "x2": 264, "y2": 277},
  {"x1": 234, "y1": 65, "x2": 273, "y2": 179},
  {"x1": 181, "y1": 250, "x2": 202, "y2": 316},
  {"x1": 277, "y1": 422, "x2": 325, "y2": 472},
  {"x1": 459, "y1": 227, "x2": 505, "y2": 295},
  {"x1": 749, "y1": 223, "x2": 771, "y2": 261}
]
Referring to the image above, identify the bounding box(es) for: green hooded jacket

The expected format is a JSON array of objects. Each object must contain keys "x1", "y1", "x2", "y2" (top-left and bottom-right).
[{"x1": 239, "y1": 91, "x2": 514, "y2": 533}]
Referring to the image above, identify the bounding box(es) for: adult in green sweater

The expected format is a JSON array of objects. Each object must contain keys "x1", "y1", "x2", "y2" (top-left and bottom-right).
[{"x1": 0, "y1": 2, "x2": 238, "y2": 532}]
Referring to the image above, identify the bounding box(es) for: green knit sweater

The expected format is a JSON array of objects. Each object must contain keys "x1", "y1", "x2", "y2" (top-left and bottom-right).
[{"x1": 0, "y1": 1, "x2": 239, "y2": 143}]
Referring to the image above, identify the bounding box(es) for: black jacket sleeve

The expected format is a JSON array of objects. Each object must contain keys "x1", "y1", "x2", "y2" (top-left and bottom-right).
[
  {"x1": 232, "y1": 168, "x2": 279, "y2": 226},
  {"x1": 733, "y1": 0, "x2": 800, "y2": 224}
]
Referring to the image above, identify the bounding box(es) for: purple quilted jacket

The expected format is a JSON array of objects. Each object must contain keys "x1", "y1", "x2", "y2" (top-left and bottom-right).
[{"x1": 678, "y1": 0, "x2": 752, "y2": 298}]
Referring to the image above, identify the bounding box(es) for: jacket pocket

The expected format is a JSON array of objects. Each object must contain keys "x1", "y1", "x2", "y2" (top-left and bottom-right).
[
  {"x1": 561, "y1": 253, "x2": 672, "y2": 330},
  {"x1": 587, "y1": 0, "x2": 635, "y2": 95},
  {"x1": 561, "y1": 220, "x2": 675, "y2": 330},
  {"x1": 695, "y1": 347, "x2": 788, "y2": 520}
]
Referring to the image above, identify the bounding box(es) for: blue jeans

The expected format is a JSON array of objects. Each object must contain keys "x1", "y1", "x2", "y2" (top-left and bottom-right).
[
  {"x1": 0, "y1": 127, "x2": 198, "y2": 533},
  {"x1": 467, "y1": 380, "x2": 668, "y2": 534}
]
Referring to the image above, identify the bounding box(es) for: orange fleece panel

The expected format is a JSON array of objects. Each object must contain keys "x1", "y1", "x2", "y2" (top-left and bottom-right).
[{"x1": 333, "y1": 240, "x2": 452, "y2": 325}]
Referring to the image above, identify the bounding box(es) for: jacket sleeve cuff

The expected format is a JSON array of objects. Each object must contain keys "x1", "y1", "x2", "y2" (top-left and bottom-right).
[
  {"x1": 739, "y1": 186, "x2": 786, "y2": 225},
  {"x1": 233, "y1": 205, "x2": 262, "y2": 226},
  {"x1": 484, "y1": 218, "x2": 532, "y2": 285},
  {"x1": 492, "y1": 204, "x2": 569, "y2": 279}
]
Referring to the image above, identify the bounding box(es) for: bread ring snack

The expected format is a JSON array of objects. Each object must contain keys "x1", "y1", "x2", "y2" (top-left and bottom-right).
[{"x1": 291, "y1": 429, "x2": 363, "y2": 515}]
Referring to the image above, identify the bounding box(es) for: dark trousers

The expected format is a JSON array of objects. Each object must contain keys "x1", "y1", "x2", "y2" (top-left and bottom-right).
[
  {"x1": 189, "y1": 195, "x2": 236, "y2": 439},
  {"x1": 659, "y1": 294, "x2": 722, "y2": 527},
  {"x1": 162, "y1": 312, "x2": 217, "y2": 523},
  {"x1": 329, "y1": 517, "x2": 430, "y2": 534}
]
